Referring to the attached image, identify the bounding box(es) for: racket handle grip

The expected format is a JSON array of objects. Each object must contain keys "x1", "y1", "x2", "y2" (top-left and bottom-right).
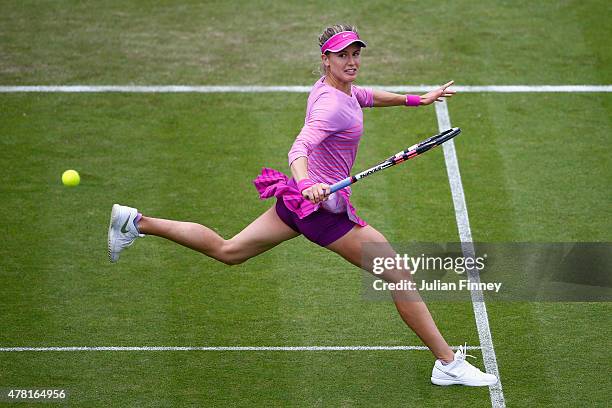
[{"x1": 330, "y1": 178, "x2": 352, "y2": 193}]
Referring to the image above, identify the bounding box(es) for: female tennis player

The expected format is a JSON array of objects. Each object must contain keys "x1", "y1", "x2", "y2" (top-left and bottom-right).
[{"x1": 108, "y1": 24, "x2": 497, "y2": 386}]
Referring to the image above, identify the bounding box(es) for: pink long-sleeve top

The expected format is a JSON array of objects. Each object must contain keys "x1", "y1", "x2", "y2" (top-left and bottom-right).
[
  {"x1": 253, "y1": 77, "x2": 374, "y2": 226},
  {"x1": 288, "y1": 77, "x2": 374, "y2": 184}
]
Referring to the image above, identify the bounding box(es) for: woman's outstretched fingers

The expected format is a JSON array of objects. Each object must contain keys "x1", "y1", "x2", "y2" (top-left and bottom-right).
[
  {"x1": 442, "y1": 80, "x2": 454, "y2": 89},
  {"x1": 418, "y1": 81, "x2": 456, "y2": 105}
]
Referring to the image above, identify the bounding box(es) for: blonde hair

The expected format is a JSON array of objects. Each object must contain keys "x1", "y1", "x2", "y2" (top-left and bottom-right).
[{"x1": 317, "y1": 24, "x2": 360, "y2": 76}]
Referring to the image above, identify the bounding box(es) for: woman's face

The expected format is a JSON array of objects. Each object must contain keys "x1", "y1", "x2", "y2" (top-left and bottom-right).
[{"x1": 323, "y1": 43, "x2": 362, "y2": 82}]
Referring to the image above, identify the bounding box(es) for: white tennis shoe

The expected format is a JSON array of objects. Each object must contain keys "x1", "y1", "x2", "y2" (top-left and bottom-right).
[
  {"x1": 108, "y1": 204, "x2": 144, "y2": 263},
  {"x1": 431, "y1": 344, "x2": 498, "y2": 386}
]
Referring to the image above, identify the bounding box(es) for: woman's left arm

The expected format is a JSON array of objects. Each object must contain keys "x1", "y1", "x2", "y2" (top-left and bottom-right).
[
  {"x1": 372, "y1": 89, "x2": 406, "y2": 107},
  {"x1": 372, "y1": 80, "x2": 456, "y2": 107}
]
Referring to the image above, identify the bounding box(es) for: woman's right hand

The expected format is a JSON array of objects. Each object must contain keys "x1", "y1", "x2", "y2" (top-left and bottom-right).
[{"x1": 302, "y1": 183, "x2": 330, "y2": 204}]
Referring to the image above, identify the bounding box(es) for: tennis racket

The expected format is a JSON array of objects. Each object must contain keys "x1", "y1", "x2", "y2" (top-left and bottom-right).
[{"x1": 329, "y1": 127, "x2": 461, "y2": 193}]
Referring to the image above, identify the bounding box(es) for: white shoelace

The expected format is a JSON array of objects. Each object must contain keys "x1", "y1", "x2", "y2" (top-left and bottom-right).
[{"x1": 456, "y1": 343, "x2": 477, "y2": 362}]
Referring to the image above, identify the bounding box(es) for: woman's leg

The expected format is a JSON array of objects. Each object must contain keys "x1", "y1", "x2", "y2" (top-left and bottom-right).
[
  {"x1": 326, "y1": 225, "x2": 455, "y2": 362},
  {"x1": 138, "y1": 205, "x2": 300, "y2": 265}
]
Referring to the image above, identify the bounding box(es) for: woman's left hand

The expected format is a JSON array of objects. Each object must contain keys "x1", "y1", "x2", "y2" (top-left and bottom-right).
[{"x1": 419, "y1": 80, "x2": 456, "y2": 105}]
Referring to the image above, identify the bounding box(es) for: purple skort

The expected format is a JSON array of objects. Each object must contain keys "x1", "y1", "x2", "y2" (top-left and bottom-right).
[{"x1": 274, "y1": 197, "x2": 357, "y2": 247}]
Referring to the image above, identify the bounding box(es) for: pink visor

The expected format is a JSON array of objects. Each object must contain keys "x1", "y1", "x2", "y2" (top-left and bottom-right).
[{"x1": 320, "y1": 31, "x2": 367, "y2": 54}]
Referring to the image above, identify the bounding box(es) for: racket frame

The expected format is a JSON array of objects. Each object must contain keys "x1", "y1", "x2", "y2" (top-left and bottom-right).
[{"x1": 329, "y1": 127, "x2": 461, "y2": 193}]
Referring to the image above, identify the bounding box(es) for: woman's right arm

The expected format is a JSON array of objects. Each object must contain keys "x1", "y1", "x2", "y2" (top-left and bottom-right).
[
  {"x1": 288, "y1": 93, "x2": 336, "y2": 204},
  {"x1": 290, "y1": 156, "x2": 309, "y2": 182},
  {"x1": 290, "y1": 156, "x2": 330, "y2": 204}
]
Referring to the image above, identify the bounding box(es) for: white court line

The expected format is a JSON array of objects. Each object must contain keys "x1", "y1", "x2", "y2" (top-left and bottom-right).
[
  {"x1": 0, "y1": 345, "x2": 481, "y2": 352},
  {"x1": 0, "y1": 85, "x2": 610, "y2": 93},
  {"x1": 436, "y1": 100, "x2": 506, "y2": 408}
]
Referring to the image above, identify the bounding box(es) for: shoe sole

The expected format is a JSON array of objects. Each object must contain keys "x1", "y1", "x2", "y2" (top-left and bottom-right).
[
  {"x1": 107, "y1": 204, "x2": 121, "y2": 263},
  {"x1": 431, "y1": 377, "x2": 497, "y2": 387}
]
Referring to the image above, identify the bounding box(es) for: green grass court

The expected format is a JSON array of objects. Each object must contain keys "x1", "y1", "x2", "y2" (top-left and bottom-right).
[{"x1": 1, "y1": 1, "x2": 610, "y2": 407}]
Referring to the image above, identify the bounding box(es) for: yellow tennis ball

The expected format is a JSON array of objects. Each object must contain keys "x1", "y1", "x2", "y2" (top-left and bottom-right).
[{"x1": 62, "y1": 169, "x2": 80, "y2": 187}]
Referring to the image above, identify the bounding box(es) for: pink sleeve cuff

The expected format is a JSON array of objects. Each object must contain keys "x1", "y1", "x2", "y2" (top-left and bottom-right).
[
  {"x1": 288, "y1": 152, "x2": 307, "y2": 167},
  {"x1": 363, "y1": 87, "x2": 374, "y2": 107},
  {"x1": 405, "y1": 94, "x2": 421, "y2": 107},
  {"x1": 297, "y1": 178, "x2": 315, "y2": 192}
]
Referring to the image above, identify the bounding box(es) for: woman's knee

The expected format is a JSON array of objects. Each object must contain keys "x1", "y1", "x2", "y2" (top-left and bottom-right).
[{"x1": 214, "y1": 239, "x2": 249, "y2": 266}]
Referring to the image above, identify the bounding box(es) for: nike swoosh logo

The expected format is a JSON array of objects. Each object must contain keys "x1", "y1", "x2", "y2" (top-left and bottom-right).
[
  {"x1": 342, "y1": 34, "x2": 350, "y2": 38},
  {"x1": 436, "y1": 366, "x2": 458, "y2": 378},
  {"x1": 120, "y1": 217, "x2": 130, "y2": 233}
]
